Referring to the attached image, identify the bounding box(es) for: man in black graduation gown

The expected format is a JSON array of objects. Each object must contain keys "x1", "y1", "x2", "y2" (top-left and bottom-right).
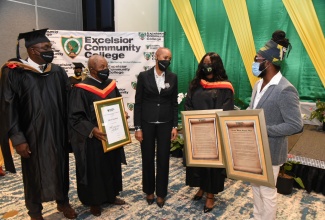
[
  {"x1": 69, "y1": 55, "x2": 126, "y2": 217},
  {"x1": 0, "y1": 29, "x2": 77, "y2": 220},
  {"x1": 69, "y1": 62, "x2": 84, "y2": 86}
]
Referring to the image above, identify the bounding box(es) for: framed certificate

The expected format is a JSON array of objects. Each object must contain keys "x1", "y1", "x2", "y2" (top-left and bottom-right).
[
  {"x1": 181, "y1": 109, "x2": 225, "y2": 168},
  {"x1": 93, "y1": 97, "x2": 131, "y2": 152},
  {"x1": 216, "y1": 109, "x2": 275, "y2": 187}
]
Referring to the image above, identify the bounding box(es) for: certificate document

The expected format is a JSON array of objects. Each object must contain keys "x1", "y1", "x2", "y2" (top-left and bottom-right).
[
  {"x1": 226, "y1": 121, "x2": 263, "y2": 174},
  {"x1": 189, "y1": 118, "x2": 219, "y2": 160},
  {"x1": 101, "y1": 103, "x2": 126, "y2": 144}
]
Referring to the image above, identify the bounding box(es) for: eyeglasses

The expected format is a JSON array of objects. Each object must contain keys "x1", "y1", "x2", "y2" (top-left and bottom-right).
[{"x1": 254, "y1": 56, "x2": 266, "y2": 63}]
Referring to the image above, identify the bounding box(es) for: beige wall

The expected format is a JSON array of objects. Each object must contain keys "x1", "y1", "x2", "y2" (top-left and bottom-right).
[
  {"x1": 115, "y1": 0, "x2": 159, "y2": 32},
  {"x1": 0, "y1": 0, "x2": 83, "y2": 64},
  {"x1": 0, "y1": 0, "x2": 159, "y2": 64}
]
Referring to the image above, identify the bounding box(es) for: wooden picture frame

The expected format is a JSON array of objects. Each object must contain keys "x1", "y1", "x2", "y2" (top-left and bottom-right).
[
  {"x1": 181, "y1": 109, "x2": 224, "y2": 168},
  {"x1": 216, "y1": 109, "x2": 275, "y2": 187},
  {"x1": 94, "y1": 97, "x2": 131, "y2": 152}
]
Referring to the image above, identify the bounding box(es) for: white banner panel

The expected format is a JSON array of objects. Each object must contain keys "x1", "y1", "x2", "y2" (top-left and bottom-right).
[{"x1": 47, "y1": 30, "x2": 164, "y2": 128}]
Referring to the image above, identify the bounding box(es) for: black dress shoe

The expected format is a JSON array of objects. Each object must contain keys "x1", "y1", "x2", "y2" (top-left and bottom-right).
[
  {"x1": 146, "y1": 198, "x2": 154, "y2": 205},
  {"x1": 90, "y1": 206, "x2": 101, "y2": 216},
  {"x1": 193, "y1": 195, "x2": 203, "y2": 200},
  {"x1": 156, "y1": 197, "x2": 165, "y2": 208},
  {"x1": 193, "y1": 189, "x2": 204, "y2": 200},
  {"x1": 57, "y1": 203, "x2": 78, "y2": 219},
  {"x1": 203, "y1": 205, "x2": 213, "y2": 213},
  {"x1": 203, "y1": 196, "x2": 214, "y2": 213},
  {"x1": 146, "y1": 194, "x2": 154, "y2": 205}
]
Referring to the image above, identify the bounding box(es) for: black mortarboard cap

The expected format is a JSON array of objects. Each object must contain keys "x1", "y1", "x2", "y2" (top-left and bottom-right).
[
  {"x1": 73, "y1": 62, "x2": 85, "y2": 69},
  {"x1": 16, "y1": 28, "x2": 50, "y2": 58}
]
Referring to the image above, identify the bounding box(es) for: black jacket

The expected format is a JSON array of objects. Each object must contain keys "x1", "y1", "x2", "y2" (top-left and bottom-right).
[{"x1": 134, "y1": 67, "x2": 178, "y2": 127}]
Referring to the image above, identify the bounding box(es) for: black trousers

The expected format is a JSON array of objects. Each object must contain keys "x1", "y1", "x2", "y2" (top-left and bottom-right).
[
  {"x1": 25, "y1": 153, "x2": 70, "y2": 218},
  {"x1": 140, "y1": 121, "x2": 172, "y2": 198}
]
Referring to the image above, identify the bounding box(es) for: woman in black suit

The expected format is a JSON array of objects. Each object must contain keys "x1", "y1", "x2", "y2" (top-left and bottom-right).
[
  {"x1": 134, "y1": 47, "x2": 178, "y2": 208},
  {"x1": 184, "y1": 52, "x2": 234, "y2": 213}
]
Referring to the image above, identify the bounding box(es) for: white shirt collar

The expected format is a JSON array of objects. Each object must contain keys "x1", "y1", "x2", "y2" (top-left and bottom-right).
[
  {"x1": 253, "y1": 71, "x2": 282, "y2": 109},
  {"x1": 24, "y1": 58, "x2": 43, "y2": 72},
  {"x1": 154, "y1": 68, "x2": 165, "y2": 93},
  {"x1": 88, "y1": 75, "x2": 102, "y2": 83}
]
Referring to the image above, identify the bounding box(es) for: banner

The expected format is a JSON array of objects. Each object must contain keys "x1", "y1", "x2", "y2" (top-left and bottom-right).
[{"x1": 47, "y1": 30, "x2": 164, "y2": 128}]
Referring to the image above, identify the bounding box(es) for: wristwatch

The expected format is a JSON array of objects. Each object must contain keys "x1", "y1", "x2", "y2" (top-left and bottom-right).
[{"x1": 134, "y1": 126, "x2": 142, "y2": 131}]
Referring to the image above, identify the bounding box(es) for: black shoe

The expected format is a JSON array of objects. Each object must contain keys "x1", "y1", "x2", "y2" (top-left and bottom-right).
[
  {"x1": 193, "y1": 189, "x2": 204, "y2": 200},
  {"x1": 203, "y1": 205, "x2": 213, "y2": 213},
  {"x1": 146, "y1": 198, "x2": 154, "y2": 205},
  {"x1": 146, "y1": 194, "x2": 154, "y2": 205},
  {"x1": 156, "y1": 197, "x2": 165, "y2": 208},
  {"x1": 193, "y1": 195, "x2": 203, "y2": 200},
  {"x1": 203, "y1": 196, "x2": 214, "y2": 213},
  {"x1": 90, "y1": 206, "x2": 101, "y2": 216}
]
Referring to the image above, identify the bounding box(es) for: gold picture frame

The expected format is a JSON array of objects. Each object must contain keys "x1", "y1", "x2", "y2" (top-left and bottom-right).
[
  {"x1": 181, "y1": 109, "x2": 224, "y2": 168},
  {"x1": 216, "y1": 109, "x2": 275, "y2": 187},
  {"x1": 94, "y1": 97, "x2": 131, "y2": 152}
]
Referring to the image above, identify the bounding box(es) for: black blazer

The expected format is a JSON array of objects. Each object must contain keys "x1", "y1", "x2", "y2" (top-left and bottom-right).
[{"x1": 134, "y1": 67, "x2": 178, "y2": 127}]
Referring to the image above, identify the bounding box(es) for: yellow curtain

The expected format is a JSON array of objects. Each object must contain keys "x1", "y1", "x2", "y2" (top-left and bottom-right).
[
  {"x1": 283, "y1": 0, "x2": 325, "y2": 88},
  {"x1": 223, "y1": 0, "x2": 258, "y2": 88},
  {"x1": 0, "y1": 147, "x2": 3, "y2": 166},
  {"x1": 170, "y1": 0, "x2": 206, "y2": 62}
]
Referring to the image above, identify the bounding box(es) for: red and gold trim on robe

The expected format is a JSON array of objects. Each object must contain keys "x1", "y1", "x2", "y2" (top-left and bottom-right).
[
  {"x1": 200, "y1": 79, "x2": 234, "y2": 93},
  {"x1": 74, "y1": 80, "x2": 117, "y2": 98}
]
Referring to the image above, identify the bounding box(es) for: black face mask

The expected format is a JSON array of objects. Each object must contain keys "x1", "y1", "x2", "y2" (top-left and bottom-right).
[
  {"x1": 158, "y1": 60, "x2": 170, "y2": 71},
  {"x1": 74, "y1": 71, "x2": 82, "y2": 77},
  {"x1": 97, "y1": 69, "x2": 110, "y2": 81},
  {"x1": 202, "y1": 64, "x2": 214, "y2": 76},
  {"x1": 40, "y1": 51, "x2": 54, "y2": 63}
]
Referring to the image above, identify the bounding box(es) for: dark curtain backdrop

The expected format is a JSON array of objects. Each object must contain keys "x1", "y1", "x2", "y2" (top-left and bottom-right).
[{"x1": 159, "y1": 0, "x2": 325, "y2": 113}]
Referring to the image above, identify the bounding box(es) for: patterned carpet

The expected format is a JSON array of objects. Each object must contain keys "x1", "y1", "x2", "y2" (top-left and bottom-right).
[{"x1": 1, "y1": 137, "x2": 325, "y2": 220}]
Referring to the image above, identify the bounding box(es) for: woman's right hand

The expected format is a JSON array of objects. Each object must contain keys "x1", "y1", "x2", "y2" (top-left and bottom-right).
[{"x1": 135, "y1": 130, "x2": 143, "y2": 143}]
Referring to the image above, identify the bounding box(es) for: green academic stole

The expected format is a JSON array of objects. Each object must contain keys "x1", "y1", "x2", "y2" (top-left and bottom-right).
[
  {"x1": 74, "y1": 80, "x2": 117, "y2": 98},
  {"x1": 200, "y1": 79, "x2": 234, "y2": 93}
]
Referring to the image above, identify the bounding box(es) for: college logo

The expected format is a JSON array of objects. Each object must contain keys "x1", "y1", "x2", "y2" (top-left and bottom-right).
[
  {"x1": 145, "y1": 44, "x2": 160, "y2": 50},
  {"x1": 143, "y1": 52, "x2": 155, "y2": 60},
  {"x1": 127, "y1": 103, "x2": 134, "y2": 111},
  {"x1": 131, "y1": 81, "x2": 137, "y2": 90},
  {"x1": 61, "y1": 36, "x2": 82, "y2": 59},
  {"x1": 143, "y1": 66, "x2": 154, "y2": 71},
  {"x1": 138, "y1": 32, "x2": 146, "y2": 40}
]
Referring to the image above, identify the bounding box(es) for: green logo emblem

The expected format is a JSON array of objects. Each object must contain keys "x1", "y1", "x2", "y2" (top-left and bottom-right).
[
  {"x1": 138, "y1": 32, "x2": 146, "y2": 40},
  {"x1": 127, "y1": 103, "x2": 134, "y2": 111},
  {"x1": 61, "y1": 36, "x2": 83, "y2": 59},
  {"x1": 131, "y1": 81, "x2": 137, "y2": 90},
  {"x1": 143, "y1": 52, "x2": 152, "y2": 60}
]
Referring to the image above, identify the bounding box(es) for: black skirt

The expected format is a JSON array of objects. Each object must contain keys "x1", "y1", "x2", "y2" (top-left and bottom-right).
[{"x1": 186, "y1": 167, "x2": 227, "y2": 194}]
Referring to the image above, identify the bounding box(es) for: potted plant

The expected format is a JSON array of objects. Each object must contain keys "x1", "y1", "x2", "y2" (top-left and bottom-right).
[
  {"x1": 309, "y1": 100, "x2": 325, "y2": 131},
  {"x1": 276, "y1": 160, "x2": 305, "y2": 195},
  {"x1": 170, "y1": 126, "x2": 184, "y2": 158}
]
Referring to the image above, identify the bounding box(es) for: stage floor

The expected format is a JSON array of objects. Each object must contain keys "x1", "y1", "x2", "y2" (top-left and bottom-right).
[{"x1": 288, "y1": 124, "x2": 325, "y2": 169}]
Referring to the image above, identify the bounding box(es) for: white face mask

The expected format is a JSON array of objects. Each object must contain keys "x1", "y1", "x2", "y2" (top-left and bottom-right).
[{"x1": 252, "y1": 61, "x2": 268, "y2": 77}]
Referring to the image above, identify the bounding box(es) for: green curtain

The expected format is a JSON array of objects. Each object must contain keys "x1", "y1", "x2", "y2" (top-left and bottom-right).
[{"x1": 159, "y1": 0, "x2": 325, "y2": 114}]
